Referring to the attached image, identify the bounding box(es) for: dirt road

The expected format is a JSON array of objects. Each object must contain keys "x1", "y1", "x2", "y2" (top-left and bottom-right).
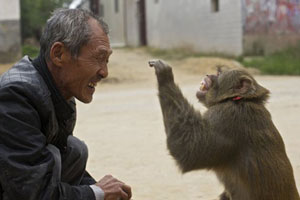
[
  {"x1": 3, "y1": 48, "x2": 298, "y2": 199},
  {"x1": 72, "y1": 48, "x2": 300, "y2": 199}
]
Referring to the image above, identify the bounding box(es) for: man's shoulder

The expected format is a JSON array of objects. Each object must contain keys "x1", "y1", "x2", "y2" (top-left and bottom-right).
[
  {"x1": 0, "y1": 56, "x2": 50, "y2": 97},
  {"x1": 1, "y1": 56, "x2": 42, "y2": 86}
]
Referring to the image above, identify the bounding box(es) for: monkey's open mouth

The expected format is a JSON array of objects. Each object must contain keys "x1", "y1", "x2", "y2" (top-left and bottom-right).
[
  {"x1": 200, "y1": 76, "x2": 212, "y2": 92},
  {"x1": 200, "y1": 81, "x2": 207, "y2": 91},
  {"x1": 197, "y1": 76, "x2": 212, "y2": 99}
]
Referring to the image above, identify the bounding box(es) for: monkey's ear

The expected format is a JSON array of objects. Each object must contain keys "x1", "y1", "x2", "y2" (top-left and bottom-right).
[
  {"x1": 216, "y1": 65, "x2": 230, "y2": 76},
  {"x1": 236, "y1": 76, "x2": 255, "y2": 94},
  {"x1": 217, "y1": 65, "x2": 222, "y2": 76}
]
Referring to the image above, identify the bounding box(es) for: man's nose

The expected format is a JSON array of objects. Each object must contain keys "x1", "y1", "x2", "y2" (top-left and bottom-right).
[{"x1": 98, "y1": 66, "x2": 108, "y2": 79}]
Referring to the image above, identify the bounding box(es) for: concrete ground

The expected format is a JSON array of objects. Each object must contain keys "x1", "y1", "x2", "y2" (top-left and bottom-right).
[
  {"x1": 1, "y1": 48, "x2": 299, "y2": 199},
  {"x1": 73, "y1": 48, "x2": 300, "y2": 200}
]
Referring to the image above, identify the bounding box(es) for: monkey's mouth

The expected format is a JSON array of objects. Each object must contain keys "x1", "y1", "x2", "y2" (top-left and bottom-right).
[
  {"x1": 197, "y1": 76, "x2": 212, "y2": 98},
  {"x1": 200, "y1": 76, "x2": 212, "y2": 92}
]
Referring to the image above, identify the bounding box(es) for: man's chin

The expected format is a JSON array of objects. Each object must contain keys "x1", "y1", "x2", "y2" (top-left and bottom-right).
[{"x1": 76, "y1": 96, "x2": 93, "y2": 104}]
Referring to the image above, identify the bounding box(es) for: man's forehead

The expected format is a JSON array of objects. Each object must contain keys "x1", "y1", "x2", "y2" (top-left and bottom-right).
[{"x1": 87, "y1": 33, "x2": 111, "y2": 52}]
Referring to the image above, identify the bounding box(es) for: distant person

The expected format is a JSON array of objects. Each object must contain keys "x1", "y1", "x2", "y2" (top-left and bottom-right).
[{"x1": 0, "y1": 8, "x2": 132, "y2": 200}]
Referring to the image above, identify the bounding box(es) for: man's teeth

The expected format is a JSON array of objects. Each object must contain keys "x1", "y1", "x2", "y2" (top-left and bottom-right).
[{"x1": 88, "y1": 82, "x2": 96, "y2": 88}]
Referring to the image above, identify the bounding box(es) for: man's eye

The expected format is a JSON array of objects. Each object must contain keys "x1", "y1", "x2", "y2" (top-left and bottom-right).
[
  {"x1": 97, "y1": 55, "x2": 105, "y2": 60},
  {"x1": 98, "y1": 53, "x2": 109, "y2": 62}
]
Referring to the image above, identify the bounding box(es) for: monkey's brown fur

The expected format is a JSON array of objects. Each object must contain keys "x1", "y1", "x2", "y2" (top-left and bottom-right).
[{"x1": 149, "y1": 60, "x2": 299, "y2": 200}]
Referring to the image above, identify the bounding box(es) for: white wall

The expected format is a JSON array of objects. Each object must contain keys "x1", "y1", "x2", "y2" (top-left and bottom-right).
[
  {"x1": 0, "y1": 0, "x2": 20, "y2": 20},
  {"x1": 101, "y1": 0, "x2": 126, "y2": 46},
  {"x1": 125, "y1": 0, "x2": 141, "y2": 47},
  {"x1": 146, "y1": 0, "x2": 243, "y2": 56}
]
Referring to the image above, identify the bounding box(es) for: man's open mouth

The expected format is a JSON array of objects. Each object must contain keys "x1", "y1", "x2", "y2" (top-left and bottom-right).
[{"x1": 88, "y1": 82, "x2": 97, "y2": 88}]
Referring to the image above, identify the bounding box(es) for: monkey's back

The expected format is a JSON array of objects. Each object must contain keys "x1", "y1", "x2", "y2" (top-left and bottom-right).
[{"x1": 210, "y1": 101, "x2": 300, "y2": 200}]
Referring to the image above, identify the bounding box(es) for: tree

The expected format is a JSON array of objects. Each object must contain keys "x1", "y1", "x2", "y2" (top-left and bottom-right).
[{"x1": 20, "y1": 0, "x2": 72, "y2": 43}]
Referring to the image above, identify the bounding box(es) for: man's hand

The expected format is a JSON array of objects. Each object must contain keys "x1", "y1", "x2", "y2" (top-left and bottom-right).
[
  {"x1": 95, "y1": 175, "x2": 132, "y2": 200},
  {"x1": 148, "y1": 60, "x2": 174, "y2": 85}
]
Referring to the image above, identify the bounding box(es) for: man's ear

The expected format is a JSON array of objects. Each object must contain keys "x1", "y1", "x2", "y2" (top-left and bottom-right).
[
  {"x1": 236, "y1": 75, "x2": 256, "y2": 94},
  {"x1": 49, "y1": 42, "x2": 69, "y2": 67}
]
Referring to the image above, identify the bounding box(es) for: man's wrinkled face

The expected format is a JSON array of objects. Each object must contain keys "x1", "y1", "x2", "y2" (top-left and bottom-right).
[{"x1": 62, "y1": 18, "x2": 112, "y2": 103}]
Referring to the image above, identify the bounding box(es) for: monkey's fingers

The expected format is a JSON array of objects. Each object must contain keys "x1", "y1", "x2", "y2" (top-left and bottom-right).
[
  {"x1": 148, "y1": 60, "x2": 159, "y2": 68},
  {"x1": 148, "y1": 60, "x2": 167, "y2": 69},
  {"x1": 148, "y1": 60, "x2": 172, "y2": 75}
]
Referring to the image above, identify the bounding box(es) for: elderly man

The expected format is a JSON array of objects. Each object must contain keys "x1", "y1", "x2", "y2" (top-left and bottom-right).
[{"x1": 0, "y1": 9, "x2": 131, "y2": 200}]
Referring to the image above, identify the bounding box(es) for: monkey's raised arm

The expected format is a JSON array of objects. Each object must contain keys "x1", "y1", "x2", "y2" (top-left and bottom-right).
[{"x1": 149, "y1": 60, "x2": 236, "y2": 172}]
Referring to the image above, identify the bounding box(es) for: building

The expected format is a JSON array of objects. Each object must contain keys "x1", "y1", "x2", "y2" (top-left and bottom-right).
[
  {"x1": 71, "y1": 0, "x2": 300, "y2": 56},
  {"x1": 0, "y1": 0, "x2": 21, "y2": 63},
  {"x1": 70, "y1": 0, "x2": 145, "y2": 47}
]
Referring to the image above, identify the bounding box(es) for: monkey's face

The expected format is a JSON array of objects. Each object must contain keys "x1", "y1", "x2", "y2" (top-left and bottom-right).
[
  {"x1": 196, "y1": 70, "x2": 249, "y2": 106},
  {"x1": 196, "y1": 69, "x2": 269, "y2": 107}
]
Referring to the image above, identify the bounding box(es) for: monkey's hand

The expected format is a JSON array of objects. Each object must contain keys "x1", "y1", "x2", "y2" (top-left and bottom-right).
[{"x1": 149, "y1": 60, "x2": 174, "y2": 85}]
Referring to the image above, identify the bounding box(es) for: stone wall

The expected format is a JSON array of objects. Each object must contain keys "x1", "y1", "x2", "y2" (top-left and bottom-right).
[{"x1": 0, "y1": 0, "x2": 21, "y2": 63}]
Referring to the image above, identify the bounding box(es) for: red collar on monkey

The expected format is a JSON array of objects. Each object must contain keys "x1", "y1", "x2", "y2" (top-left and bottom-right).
[{"x1": 232, "y1": 96, "x2": 243, "y2": 101}]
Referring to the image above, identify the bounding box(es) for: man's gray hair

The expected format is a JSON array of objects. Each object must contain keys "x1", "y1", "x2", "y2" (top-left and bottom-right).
[{"x1": 40, "y1": 8, "x2": 109, "y2": 60}]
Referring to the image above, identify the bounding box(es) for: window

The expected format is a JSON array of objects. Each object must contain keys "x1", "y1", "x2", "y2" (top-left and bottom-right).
[{"x1": 211, "y1": 0, "x2": 219, "y2": 12}]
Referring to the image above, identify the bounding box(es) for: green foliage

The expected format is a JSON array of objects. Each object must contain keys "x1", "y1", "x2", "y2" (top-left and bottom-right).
[
  {"x1": 22, "y1": 45, "x2": 40, "y2": 58},
  {"x1": 20, "y1": 0, "x2": 72, "y2": 41},
  {"x1": 241, "y1": 44, "x2": 300, "y2": 75}
]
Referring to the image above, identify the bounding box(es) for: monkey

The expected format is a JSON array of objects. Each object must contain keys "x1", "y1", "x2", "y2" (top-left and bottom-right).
[{"x1": 148, "y1": 60, "x2": 300, "y2": 200}]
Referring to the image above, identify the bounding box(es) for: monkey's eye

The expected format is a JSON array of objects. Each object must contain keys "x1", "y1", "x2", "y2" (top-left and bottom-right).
[{"x1": 208, "y1": 74, "x2": 218, "y2": 83}]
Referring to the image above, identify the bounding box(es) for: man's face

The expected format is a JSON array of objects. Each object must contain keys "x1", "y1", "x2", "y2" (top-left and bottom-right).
[{"x1": 61, "y1": 18, "x2": 112, "y2": 103}]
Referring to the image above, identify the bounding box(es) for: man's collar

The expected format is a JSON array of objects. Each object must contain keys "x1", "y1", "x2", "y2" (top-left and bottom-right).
[{"x1": 32, "y1": 54, "x2": 74, "y2": 120}]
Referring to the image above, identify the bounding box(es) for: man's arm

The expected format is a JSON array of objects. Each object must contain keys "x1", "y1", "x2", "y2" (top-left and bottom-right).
[
  {"x1": 0, "y1": 84, "x2": 95, "y2": 200},
  {"x1": 81, "y1": 171, "x2": 97, "y2": 185}
]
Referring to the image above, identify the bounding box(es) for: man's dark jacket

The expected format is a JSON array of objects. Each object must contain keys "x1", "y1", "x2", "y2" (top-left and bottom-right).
[{"x1": 0, "y1": 56, "x2": 96, "y2": 200}]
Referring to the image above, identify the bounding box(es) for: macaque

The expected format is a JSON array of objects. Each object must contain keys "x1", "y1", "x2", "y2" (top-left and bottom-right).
[{"x1": 149, "y1": 60, "x2": 299, "y2": 200}]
